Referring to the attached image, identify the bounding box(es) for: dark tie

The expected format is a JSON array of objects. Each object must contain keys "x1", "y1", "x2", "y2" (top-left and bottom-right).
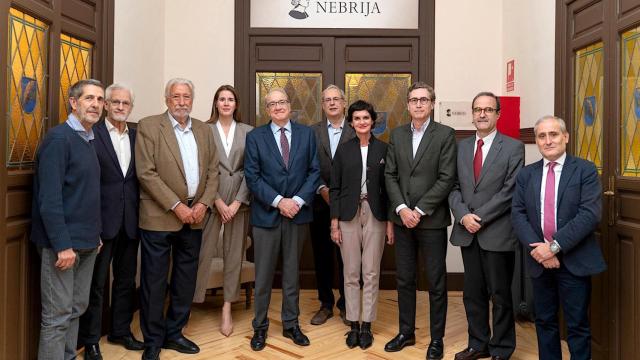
[
  {"x1": 543, "y1": 161, "x2": 557, "y2": 242},
  {"x1": 280, "y1": 127, "x2": 289, "y2": 168},
  {"x1": 473, "y1": 139, "x2": 484, "y2": 182}
]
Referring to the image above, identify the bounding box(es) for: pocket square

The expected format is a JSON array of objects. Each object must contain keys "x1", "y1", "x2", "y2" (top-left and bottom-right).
[{"x1": 379, "y1": 158, "x2": 385, "y2": 164}]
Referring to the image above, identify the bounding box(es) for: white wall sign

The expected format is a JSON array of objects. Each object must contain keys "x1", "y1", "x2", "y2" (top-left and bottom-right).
[
  {"x1": 438, "y1": 101, "x2": 474, "y2": 130},
  {"x1": 250, "y1": 0, "x2": 419, "y2": 29}
]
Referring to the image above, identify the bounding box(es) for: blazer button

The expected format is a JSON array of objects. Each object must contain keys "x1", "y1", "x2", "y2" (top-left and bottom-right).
[
  {"x1": 229, "y1": 172, "x2": 233, "y2": 176},
  {"x1": 470, "y1": 207, "x2": 475, "y2": 212},
  {"x1": 473, "y1": 189, "x2": 478, "y2": 193}
]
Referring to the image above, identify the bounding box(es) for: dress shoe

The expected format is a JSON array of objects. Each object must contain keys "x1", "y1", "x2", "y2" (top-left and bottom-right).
[
  {"x1": 84, "y1": 344, "x2": 102, "y2": 360},
  {"x1": 359, "y1": 322, "x2": 373, "y2": 350},
  {"x1": 163, "y1": 335, "x2": 200, "y2": 354},
  {"x1": 427, "y1": 339, "x2": 444, "y2": 360},
  {"x1": 345, "y1": 321, "x2": 360, "y2": 348},
  {"x1": 283, "y1": 325, "x2": 310, "y2": 346},
  {"x1": 384, "y1": 333, "x2": 416, "y2": 352},
  {"x1": 108, "y1": 333, "x2": 145, "y2": 351},
  {"x1": 310, "y1": 307, "x2": 333, "y2": 325},
  {"x1": 339, "y1": 308, "x2": 349, "y2": 325},
  {"x1": 250, "y1": 329, "x2": 267, "y2": 351},
  {"x1": 141, "y1": 346, "x2": 160, "y2": 360},
  {"x1": 454, "y1": 347, "x2": 491, "y2": 360},
  {"x1": 491, "y1": 356, "x2": 508, "y2": 360}
]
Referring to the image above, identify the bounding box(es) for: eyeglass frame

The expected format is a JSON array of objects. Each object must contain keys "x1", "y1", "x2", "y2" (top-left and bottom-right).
[
  {"x1": 266, "y1": 99, "x2": 290, "y2": 109},
  {"x1": 408, "y1": 97, "x2": 432, "y2": 105},
  {"x1": 472, "y1": 107, "x2": 498, "y2": 115}
]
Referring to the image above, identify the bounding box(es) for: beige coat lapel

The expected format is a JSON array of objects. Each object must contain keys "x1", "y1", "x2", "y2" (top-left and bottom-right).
[{"x1": 159, "y1": 114, "x2": 186, "y2": 179}]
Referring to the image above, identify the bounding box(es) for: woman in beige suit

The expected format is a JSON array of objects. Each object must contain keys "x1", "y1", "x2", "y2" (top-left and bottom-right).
[{"x1": 193, "y1": 85, "x2": 253, "y2": 336}]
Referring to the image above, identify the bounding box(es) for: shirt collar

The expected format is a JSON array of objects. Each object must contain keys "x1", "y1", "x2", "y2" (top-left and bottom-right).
[
  {"x1": 271, "y1": 120, "x2": 292, "y2": 134},
  {"x1": 475, "y1": 129, "x2": 497, "y2": 144},
  {"x1": 168, "y1": 112, "x2": 192, "y2": 131},
  {"x1": 543, "y1": 152, "x2": 567, "y2": 167},
  {"x1": 411, "y1": 117, "x2": 430, "y2": 133},
  {"x1": 327, "y1": 118, "x2": 345, "y2": 129},
  {"x1": 66, "y1": 113, "x2": 95, "y2": 141},
  {"x1": 105, "y1": 118, "x2": 129, "y2": 134}
]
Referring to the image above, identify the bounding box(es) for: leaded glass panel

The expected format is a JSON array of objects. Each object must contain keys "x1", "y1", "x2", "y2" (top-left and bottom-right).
[
  {"x1": 7, "y1": 8, "x2": 48, "y2": 168},
  {"x1": 621, "y1": 27, "x2": 640, "y2": 177},
  {"x1": 59, "y1": 33, "x2": 93, "y2": 122},
  {"x1": 574, "y1": 43, "x2": 603, "y2": 174},
  {"x1": 345, "y1": 73, "x2": 412, "y2": 142},
  {"x1": 256, "y1": 72, "x2": 322, "y2": 126}
]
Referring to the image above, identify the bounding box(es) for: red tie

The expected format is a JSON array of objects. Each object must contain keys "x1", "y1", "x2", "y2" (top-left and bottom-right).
[
  {"x1": 473, "y1": 139, "x2": 484, "y2": 182},
  {"x1": 280, "y1": 127, "x2": 289, "y2": 168},
  {"x1": 543, "y1": 162, "x2": 557, "y2": 242}
]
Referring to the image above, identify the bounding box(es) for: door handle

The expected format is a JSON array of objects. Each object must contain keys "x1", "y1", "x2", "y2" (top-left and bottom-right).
[
  {"x1": 606, "y1": 176, "x2": 615, "y2": 226},
  {"x1": 604, "y1": 190, "x2": 614, "y2": 196}
]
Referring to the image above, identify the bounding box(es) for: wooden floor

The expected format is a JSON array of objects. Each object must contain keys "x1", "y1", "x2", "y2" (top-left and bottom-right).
[{"x1": 95, "y1": 290, "x2": 568, "y2": 359}]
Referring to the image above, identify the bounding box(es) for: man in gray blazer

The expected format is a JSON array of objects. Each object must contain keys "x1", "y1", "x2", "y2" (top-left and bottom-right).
[
  {"x1": 449, "y1": 92, "x2": 524, "y2": 360},
  {"x1": 309, "y1": 85, "x2": 355, "y2": 325},
  {"x1": 384, "y1": 82, "x2": 457, "y2": 360}
]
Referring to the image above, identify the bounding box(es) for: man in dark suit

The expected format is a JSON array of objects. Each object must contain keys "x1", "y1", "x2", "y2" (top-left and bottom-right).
[
  {"x1": 135, "y1": 78, "x2": 219, "y2": 360},
  {"x1": 449, "y1": 92, "x2": 524, "y2": 360},
  {"x1": 309, "y1": 84, "x2": 355, "y2": 325},
  {"x1": 79, "y1": 83, "x2": 143, "y2": 359},
  {"x1": 384, "y1": 82, "x2": 457, "y2": 359},
  {"x1": 512, "y1": 115, "x2": 605, "y2": 360},
  {"x1": 244, "y1": 88, "x2": 320, "y2": 351}
]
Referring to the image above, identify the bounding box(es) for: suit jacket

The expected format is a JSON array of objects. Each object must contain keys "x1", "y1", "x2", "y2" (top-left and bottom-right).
[
  {"x1": 210, "y1": 121, "x2": 253, "y2": 211},
  {"x1": 135, "y1": 112, "x2": 219, "y2": 231},
  {"x1": 448, "y1": 132, "x2": 524, "y2": 251},
  {"x1": 93, "y1": 119, "x2": 139, "y2": 240},
  {"x1": 330, "y1": 135, "x2": 388, "y2": 222},
  {"x1": 384, "y1": 120, "x2": 457, "y2": 229},
  {"x1": 311, "y1": 119, "x2": 356, "y2": 191},
  {"x1": 511, "y1": 154, "x2": 606, "y2": 277},
  {"x1": 244, "y1": 121, "x2": 320, "y2": 227}
]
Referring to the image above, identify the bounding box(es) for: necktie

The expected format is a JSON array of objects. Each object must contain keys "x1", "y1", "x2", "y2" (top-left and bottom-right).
[
  {"x1": 280, "y1": 127, "x2": 289, "y2": 168},
  {"x1": 543, "y1": 162, "x2": 557, "y2": 242},
  {"x1": 473, "y1": 139, "x2": 484, "y2": 182}
]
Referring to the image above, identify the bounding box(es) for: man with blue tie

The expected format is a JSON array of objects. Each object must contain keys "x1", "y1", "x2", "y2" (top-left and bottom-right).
[
  {"x1": 512, "y1": 115, "x2": 606, "y2": 360},
  {"x1": 245, "y1": 88, "x2": 320, "y2": 351}
]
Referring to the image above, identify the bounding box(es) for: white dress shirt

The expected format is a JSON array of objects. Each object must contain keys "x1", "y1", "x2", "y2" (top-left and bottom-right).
[
  {"x1": 474, "y1": 129, "x2": 497, "y2": 165},
  {"x1": 105, "y1": 119, "x2": 131, "y2": 176},
  {"x1": 328, "y1": 118, "x2": 345, "y2": 158},
  {"x1": 360, "y1": 145, "x2": 369, "y2": 195},
  {"x1": 269, "y1": 120, "x2": 305, "y2": 208},
  {"x1": 169, "y1": 113, "x2": 199, "y2": 198},
  {"x1": 215, "y1": 120, "x2": 236, "y2": 157},
  {"x1": 540, "y1": 152, "x2": 566, "y2": 232}
]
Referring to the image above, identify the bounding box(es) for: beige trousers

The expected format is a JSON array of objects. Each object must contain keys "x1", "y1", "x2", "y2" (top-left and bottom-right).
[{"x1": 339, "y1": 200, "x2": 386, "y2": 322}]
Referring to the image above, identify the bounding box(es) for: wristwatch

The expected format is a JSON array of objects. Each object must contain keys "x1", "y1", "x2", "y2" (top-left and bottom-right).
[{"x1": 549, "y1": 240, "x2": 561, "y2": 254}]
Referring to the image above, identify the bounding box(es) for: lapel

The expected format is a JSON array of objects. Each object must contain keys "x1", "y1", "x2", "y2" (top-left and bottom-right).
[
  {"x1": 318, "y1": 121, "x2": 332, "y2": 159},
  {"x1": 460, "y1": 136, "x2": 474, "y2": 183},
  {"x1": 339, "y1": 121, "x2": 355, "y2": 145},
  {"x1": 475, "y1": 132, "x2": 503, "y2": 187},
  {"x1": 532, "y1": 160, "x2": 544, "y2": 228},
  {"x1": 557, "y1": 155, "x2": 577, "y2": 205},
  {"x1": 411, "y1": 120, "x2": 435, "y2": 173},
  {"x1": 211, "y1": 122, "x2": 230, "y2": 165},
  {"x1": 289, "y1": 121, "x2": 301, "y2": 168},
  {"x1": 159, "y1": 113, "x2": 186, "y2": 179},
  {"x1": 192, "y1": 121, "x2": 209, "y2": 183},
  {"x1": 124, "y1": 126, "x2": 135, "y2": 178},
  {"x1": 265, "y1": 123, "x2": 287, "y2": 169},
  {"x1": 96, "y1": 120, "x2": 124, "y2": 178},
  {"x1": 227, "y1": 123, "x2": 245, "y2": 170}
]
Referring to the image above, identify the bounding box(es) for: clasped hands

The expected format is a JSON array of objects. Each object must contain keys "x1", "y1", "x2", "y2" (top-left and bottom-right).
[
  {"x1": 399, "y1": 208, "x2": 423, "y2": 228},
  {"x1": 173, "y1": 201, "x2": 208, "y2": 224},
  {"x1": 215, "y1": 199, "x2": 241, "y2": 223},
  {"x1": 278, "y1": 198, "x2": 300, "y2": 219},
  {"x1": 530, "y1": 242, "x2": 560, "y2": 269}
]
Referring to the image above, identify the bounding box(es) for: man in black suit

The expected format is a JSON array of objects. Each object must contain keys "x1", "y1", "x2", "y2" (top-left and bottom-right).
[
  {"x1": 309, "y1": 85, "x2": 355, "y2": 325},
  {"x1": 79, "y1": 83, "x2": 143, "y2": 359},
  {"x1": 449, "y1": 92, "x2": 524, "y2": 360},
  {"x1": 384, "y1": 82, "x2": 457, "y2": 360}
]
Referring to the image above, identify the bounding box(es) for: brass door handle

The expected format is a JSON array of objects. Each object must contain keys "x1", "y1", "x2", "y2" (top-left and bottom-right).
[{"x1": 604, "y1": 190, "x2": 615, "y2": 196}]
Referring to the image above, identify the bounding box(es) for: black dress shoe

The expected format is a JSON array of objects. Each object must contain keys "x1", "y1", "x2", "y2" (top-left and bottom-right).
[
  {"x1": 108, "y1": 333, "x2": 145, "y2": 351},
  {"x1": 384, "y1": 333, "x2": 416, "y2": 352},
  {"x1": 250, "y1": 329, "x2": 267, "y2": 351},
  {"x1": 359, "y1": 322, "x2": 373, "y2": 350},
  {"x1": 345, "y1": 322, "x2": 360, "y2": 348},
  {"x1": 491, "y1": 356, "x2": 508, "y2": 360},
  {"x1": 283, "y1": 326, "x2": 310, "y2": 346},
  {"x1": 454, "y1": 347, "x2": 491, "y2": 360},
  {"x1": 84, "y1": 344, "x2": 103, "y2": 360},
  {"x1": 310, "y1": 307, "x2": 333, "y2": 325},
  {"x1": 142, "y1": 346, "x2": 161, "y2": 360},
  {"x1": 163, "y1": 335, "x2": 200, "y2": 354},
  {"x1": 427, "y1": 339, "x2": 444, "y2": 360}
]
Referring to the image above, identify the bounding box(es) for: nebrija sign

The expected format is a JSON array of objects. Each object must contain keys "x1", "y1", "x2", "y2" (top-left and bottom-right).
[{"x1": 250, "y1": 0, "x2": 420, "y2": 29}]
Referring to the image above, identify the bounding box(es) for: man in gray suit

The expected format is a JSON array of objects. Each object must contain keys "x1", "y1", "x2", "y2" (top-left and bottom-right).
[
  {"x1": 448, "y1": 92, "x2": 524, "y2": 360},
  {"x1": 309, "y1": 85, "x2": 355, "y2": 325},
  {"x1": 384, "y1": 82, "x2": 457, "y2": 360}
]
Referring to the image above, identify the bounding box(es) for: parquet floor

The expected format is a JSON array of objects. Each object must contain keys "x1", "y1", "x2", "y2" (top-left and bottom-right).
[{"x1": 95, "y1": 290, "x2": 568, "y2": 359}]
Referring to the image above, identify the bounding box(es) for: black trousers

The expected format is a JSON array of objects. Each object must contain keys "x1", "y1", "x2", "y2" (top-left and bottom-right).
[
  {"x1": 461, "y1": 237, "x2": 516, "y2": 358},
  {"x1": 78, "y1": 227, "x2": 139, "y2": 345},
  {"x1": 394, "y1": 225, "x2": 447, "y2": 339},
  {"x1": 310, "y1": 201, "x2": 345, "y2": 310},
  {"x1": 139, "y1": 226, "x2": 201, "y2": 346}
]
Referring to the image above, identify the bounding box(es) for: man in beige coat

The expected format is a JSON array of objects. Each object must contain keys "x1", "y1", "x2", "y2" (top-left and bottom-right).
[{"x1": 135, "y1": 78, "x2": 219, "y2": 360}]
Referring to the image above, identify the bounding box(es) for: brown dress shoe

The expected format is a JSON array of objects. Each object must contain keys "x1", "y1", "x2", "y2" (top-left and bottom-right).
[
  {"x1": 310, "y1": 307, "x2": 333, "y2": 325},
  {"x1": 454, "y1": 347, "x2": 491, "y2": 360}
]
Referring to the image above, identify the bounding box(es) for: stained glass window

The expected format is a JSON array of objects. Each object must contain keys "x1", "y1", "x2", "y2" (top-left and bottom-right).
[
  {"x1": 59, "y1": 33, "x2": 93, "y2": 122},
  {"x1": 574, "y1": 43, "x2": 603, "y2": 174},
  {"x1": 7, "y1": 8, "x2": 48, "y2": 168},
  {"x1": 621, "y1": 27, "x2": 640, "y2": 177},
  {"x1": 345, "y1": 73, "x2": 412, "y2": 142},
  {"x1": 255, "y1": 72, "x2": 322, "y2": 126}
]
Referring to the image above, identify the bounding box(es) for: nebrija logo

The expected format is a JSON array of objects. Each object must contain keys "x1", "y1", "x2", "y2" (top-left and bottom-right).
[{"x1": 289, "y1": 0, "x2": 310, "y2": 19}]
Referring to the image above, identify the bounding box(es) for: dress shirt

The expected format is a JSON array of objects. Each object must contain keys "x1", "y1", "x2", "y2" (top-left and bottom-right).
[
  {"x1": 215, "y1": 120, "x2": 236, "y2": 158},
  {"x1": 394, "y1": 118, "x2": 430, "y2": 216},
  {"x1": 105, "y1": 119, "x2": 131, "y2": 176},
  {"x1": 360, "y1": 145, "x2": 368, "y2": 195},
  {"x1": 328, "y1": 118, "x2": 345, "y2": 158},
  {"x1": 540, "y1": 152, "x2": 566, "y2": 234},
  {"x1": 269, "y1": 120, "x2": 305, "y2": 209},
  {"x1": 474, "y1": 129, "x2": 497, "y2": 165},
  {"x1": 66, "y1": 113, "x2": 95, "y2": 143},
  {"x1": 169, "y1": 113, "x2": 199, "y2": 199}
]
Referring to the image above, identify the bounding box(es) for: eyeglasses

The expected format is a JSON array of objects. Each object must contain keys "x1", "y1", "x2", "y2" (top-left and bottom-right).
[
  {"x1": 108, "y1": 100, "x2": 131, "y2": 107},
  {"x1": 472, "y1": 107, "x2": 497, "y2": 114},
  {"x1": 266, "y1": 100, "x2": 290, "y2": 108},
  {"x1": 408, "y1": 97, "x2": 431, "y2": 105},
  {"x1": 322, "y1": 97, "x2": 343, "y2": 103}
]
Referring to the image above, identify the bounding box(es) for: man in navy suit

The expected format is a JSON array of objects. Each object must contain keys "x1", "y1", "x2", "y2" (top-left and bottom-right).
[
  {"x1": 244, "y1": 88, "x2": 320, "y2": 351},
  {"x1": 512, "y1": 115, "x2": 606, "y2": 360},
  {"x1": 78, "y1": 83, "x2": 143, "y2": 359}
]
